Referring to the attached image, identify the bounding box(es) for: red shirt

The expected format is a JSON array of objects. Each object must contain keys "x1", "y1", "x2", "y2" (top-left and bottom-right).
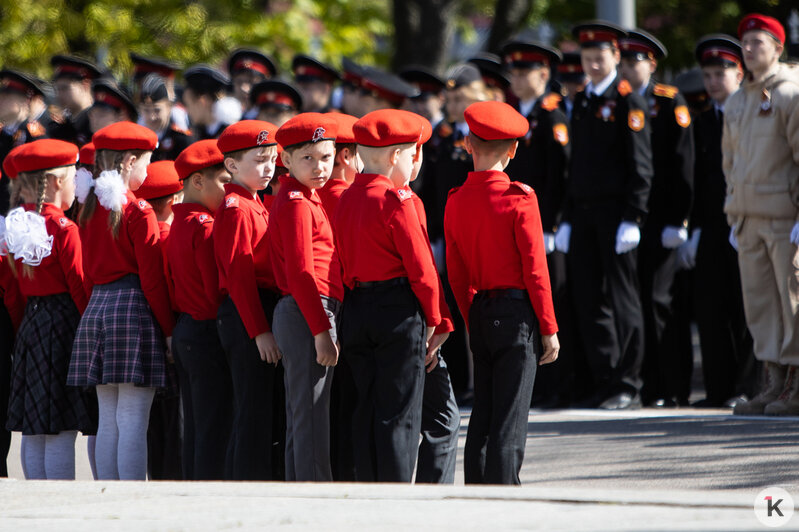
[
  {"x1": 335, "y1": 173, "x2": 441, "y2": 327},
  {"x1": 168, "y1": 203, "x2": 221, "y2": 321},
  {"x1": 80, "y1": 190, "x2": 175, "y2": 336},
  {"x1": 157, "y1": 220, "x2": 177, "y2": 311},
  {"x1": 213, "y1": 182, "x2": 276, "y2": 338},
  {"x1": 14, "y1": 203, "x2": 88, "y2": 313},
  {"x1": 444, "y1": 170, "x2": 557, "y2": 335},
  {"x1": 269, "y1": 176, "x2": 344, "y2": 336},
  {"x1": 317, "y1": 178, "x2": 350, "y2": 225},
  {"x1": 0, "y1": 256, "x2": 25, "y2": 331}
]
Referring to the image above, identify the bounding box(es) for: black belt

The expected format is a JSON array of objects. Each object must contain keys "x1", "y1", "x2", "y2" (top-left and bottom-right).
[
  {"x1": 353, "y1": 277, "x2": 409, "y2": 289},
  {"x1": 475, "y1": 288, "x2": 527, "y2": 301}
]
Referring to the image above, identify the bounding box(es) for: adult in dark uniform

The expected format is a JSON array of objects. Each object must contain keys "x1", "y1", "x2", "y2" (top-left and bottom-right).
[
  {"x1": 340, "y1": 57, "x2": 366, "y2": 117},
  {"x1": 555, "y1": 52, "x2": 587, "y2": 120},
  {"x1": 554, "y1": 22, "x2": 653, "y2": 409},
  {"x1": 138, "y1": 73, "x2": 195, "y2": 161},
  {"x1": 468, "y1": 52, "x2": 512, "y2": 104},
  {"x1": 249, "y1": 80, "x2": 303, "y2": 128},
  {"x1": 618, "y1": 30, "x2": 695, "y2": 407},
  {"x1": 681, "y1": 35, "x2": 755, "y2": 407},
  {"x1": 130, "y1": 53, "x2": 190, "y2": 133},
  {"x1": 500, "y1": 40, "x2": 581, "y2": 407},
  {"x1": 0, "y1": 70, "x2": 49, "y2": 214},
  {"x1": 292, "y1": 54, "x2": 339, "y2": 113},
  {"x1": 182, "y1": 65, "x2": 232, "y2": 140},
  {"x1": 47, "y1": 55, "x2": 101, "y2": 147},
  {"x1": 228, "y1": 49, "x2": 277, "y2": 120},
  {"x1": 88, "y1": 79, "x2": 138, "y2": 134}
]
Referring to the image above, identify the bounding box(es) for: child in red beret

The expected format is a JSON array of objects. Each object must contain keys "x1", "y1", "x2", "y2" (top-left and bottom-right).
[
  {"x1": 3, "y1": 139, "x2": 95, "y2": 479},
  {"x1": 168, "y1": 139, "x2": 233, "y2": 480},
  {"x1": 334, "y1": 108, "x2": 442, "y2": 482},
  {"x1": 317, "y1": 113, "x2": 360, "y2": 225},
  {"x1": 69, "y1": 121, "x2": 174, "y2": 481},
  {"x1": 213, "y1": 119, "x2": 283, "y2": 480},
  {"x1": 444, "y1": 101, "x2": 559, "y2": 485}
]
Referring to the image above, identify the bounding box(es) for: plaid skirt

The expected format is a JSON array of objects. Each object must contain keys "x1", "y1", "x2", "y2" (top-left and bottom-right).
[
  {"x1": 6, "y1": 293, "x2": 98, "y2": 435},
  {"x1": 68, "y1": 274, "x2": 168, "y2": 389}
]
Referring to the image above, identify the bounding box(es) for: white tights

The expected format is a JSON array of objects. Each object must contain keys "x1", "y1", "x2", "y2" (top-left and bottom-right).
[
  {"x1": 20, "y1": 431, "x2": 78, "y2": 480},
  {"x1": 95, "y1": 383, "x2": 155, "y2": 480}
]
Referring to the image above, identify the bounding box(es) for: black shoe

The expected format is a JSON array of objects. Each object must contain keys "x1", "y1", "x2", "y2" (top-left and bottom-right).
[
  {"x1": 649, "y1": 397, "x2": 678, "y2": 408},
  {"x1": 724, "y1": 394, "x2": 749, "y2": 409},
  {"x1": 599, "y1": 392, "x2": 641, "y2": 410},
  {"x1": 691, "y1": 397, "x2": 723, "y2": 408}
]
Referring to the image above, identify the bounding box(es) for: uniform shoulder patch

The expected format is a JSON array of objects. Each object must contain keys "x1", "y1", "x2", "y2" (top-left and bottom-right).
[
  {"x1": 170, "y1": 123, "x2": 192, "y2": 136},
  {"x1": 224, "y1": 196, "x2": 239, "y2": 209},
  {"x1": 541, "y1": 93, "x2": 562, "y2": 112},
  {"x1": 553, "y1": 123, "x2": 569, "y2": 146},
  {"x1": 196, "y1": 213, "x2": 212, "y2": 224},
  {"x1": 392, "y1": 187, "x2": 413, "y2": 202},
  {"x1": 618, "y1": 80, "x2": 632, "y2": 97},
  {"x1": 288, "y1": 190, "x2": 304, "y2": 200},
  {"x1": 136, "y1": 199, "x2": 152, "y2": 212},
  {"x1": 510, "y1": 181, "x2": 534, "y2": 195},
  {"x1": 27, "y1": 120, "x2": 45, "y2": 138},
  {"x1": 58, "y1": 216, "x2": 72, "y2": 228},
  {"x1": 674, "y1": 105, "x2": 691, "y2": 128},
  {"x1": 653, "y1": 83, "x2": 679, "y2": 99},
  {"x1": 628, "y1": 109, "x2": 645, "y2": 132}
]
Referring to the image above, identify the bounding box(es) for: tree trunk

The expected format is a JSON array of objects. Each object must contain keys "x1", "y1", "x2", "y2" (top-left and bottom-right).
[
  {"x1": 485, "y1": 0, "x2": 534, "y2": 54},
  {"x1": 392, "y1": 0, "x2": 459, "y2": 73}
]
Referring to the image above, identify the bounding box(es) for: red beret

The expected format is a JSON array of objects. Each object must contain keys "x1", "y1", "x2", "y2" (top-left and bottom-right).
[
  {"x1": 276, "y1": 145, "x2": 286, "y2": 169},
  {"x1": 13, "y1": 139, "x2": 79, "y2": 174},
  {"x1": 418, "y1": 117, "x2": 432, "y2": 146},
  {"x1": 275, "y1": 113, "x2": 339, "y2": 149},
  {"x1": 135, "y1": 160, "x2": 182, "y2": 200},
  {"x1": 93, "y1": 121, "x2": 158, "y2": 152},
  {"x1": 353, "y1": 109, "x2": 427, "y2": 147},
  {"x1": 464, "y1": 101, "x2": 528, "y2": 140},
  {"x1": 174, "y1": 139, "x2": 225, "y2": 180},
  {"x1": 217, "y1": 120, "x2": 278, "y2": 154},
  {"x1": 327, "y1": 113, "x2": 358, "y2": 144},
  {"x1": 79, "y1": 142, "x2": 95, "y2": 166},
  {"x1": 738, "y1": 13, "x2": 785, "y2": 45},
  {"x1": 2, "y1": 144, "x2": 25, "y2": 180}
]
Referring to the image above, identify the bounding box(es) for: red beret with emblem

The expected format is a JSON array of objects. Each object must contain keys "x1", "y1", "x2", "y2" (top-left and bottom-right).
[
  {"x1": 464, "y1": 101, "x2": 528, "y2": 140},
  {"x1": 275, "y1": 113, "x2": 339, "y2": 149},
  {"x1": 175, "y1": 139, "x2": 225, "y2": 180},
  {"x1": 354, "y1": 109, "x2": 428, "y2": 147},
  {"x1": 217, "y1": 120, "x2": 279, "y2": 154},
  {"x1": 93, "y1": 121, "x2": 158, "y2": 152},
  {"x1": 79, "y1": 142, "x2": 96, "y2": 166},
  {"x1": 738, "y1": 13, "x2": 785, "y2": 45},
  {"x1": 2, "y1": 144, "x2": 25, "y2": 180},
  {"x1": 13, "y1": 139, "x2": 79, "y2": 174},
  {"x1": 136, "y1": 160, "x2": 182, "y2": 200},
  {"x1": 327, "y1": 113, "x2": 358, "y2": 144}
]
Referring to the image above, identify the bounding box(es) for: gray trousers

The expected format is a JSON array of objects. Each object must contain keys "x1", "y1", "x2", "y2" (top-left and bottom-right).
[{"x1": 273, "y1": 295, "x2": 339, "y2": 481}]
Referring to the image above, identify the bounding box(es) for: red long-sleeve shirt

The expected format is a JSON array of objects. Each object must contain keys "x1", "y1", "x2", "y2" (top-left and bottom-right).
[
  {"x1": 444, "y1": 170, "x2": 557, "y2": 335},
  {"x1": 317, "y1": 178, "x2": 350, "y2": 226},
  {"x1": 213, "y1": 182, "x2": 276, "y2": 338},
  {"x1": 0, "y1": 256, "x2": 26, "y2": 331},
  {"x1": 168, "y1": 203, "x2": 222, "y2": 321},
  {"x1": 80, "y1": 190, "x2": 175, "y2": 336},
  {"x1": 269, "y1": 176, "x2": 344, "y2": 336},
  {"x1": 14, "y1": 203, "x2": 88, "y2": 313},
  {"x1": 335, "y1": 173, "x2": 441, "y2": 327},
  {"x1": 157, "y1": 220, "x2": 177, "y2": 311}
]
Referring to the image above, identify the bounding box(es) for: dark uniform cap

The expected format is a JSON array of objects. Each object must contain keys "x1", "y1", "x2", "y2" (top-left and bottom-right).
[
  {"x1": 341, "y1": 57, "x2": 365, "y2": 88},
  {"x1": 130, "y1": 53, "x2": 180, "y2": 81},
  {"x1": 250, "y1": 80, "x2": 303, "y2": 111},
  {"x1": 398, "y1": 66, "x2": 446, "y2": 96},
  {"x1": 619, "y1": 29, "x2": 668, "y2": 61},
  {"x1": 183, "y1": 65, "x2": 230, "y2": 95},
  {"x1": 695, "y1": 34, "x2": 742, "y2": 68},
  {"x1": 139, "y1": 73, "x2": 170, "y2": 103},
  {"x1": 0, "y1": 70, "x2": 46, "y2": 98},
  {"x1": 292, "y1": 54, "x2": 340, "y2": 83},
  {"x1": 227, "y1": 49, "x2": 277, "y2": 78},
  {"x1": 501, "y1": 41, "x2": 562, "y2": 69},
  {"x1": 556, "y1": 52, "x2": 585, "y2": 82},
  {"x1": 359, "y1": 66, "x2": 420, "y2": 104},
  {"x1": 444, "y1": 63, "x2": 482, "y2": 90},
  {"x1": 468, "y1": 53, "x2": 511, "y2": 90},
  {"x1": 571, "y1": 21, "x2": 627, "y2": 49},
  {"x1": 91, "y1": 79, "x2": 138, "y2": 121},
  {"x1": 50, "y1": 55, "x2": 102, "y2": 81}
]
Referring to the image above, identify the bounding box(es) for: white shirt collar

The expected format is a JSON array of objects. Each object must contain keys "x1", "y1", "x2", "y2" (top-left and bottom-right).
[
  {"x1": 586, "y1": 71, "x2": 617, "y2": 98},
  {"x1": 455, "y1": 121, "x2": 470, "y2": 138},
  {"x1": 519, "y1": 98, "x2": 537, "y2": 118},
  {"x1": 637, "y1": 83, "x2": 648, "y2": 96},
  {"x1": 714, "y1": 101, "x2": 725, "y2": 114}
]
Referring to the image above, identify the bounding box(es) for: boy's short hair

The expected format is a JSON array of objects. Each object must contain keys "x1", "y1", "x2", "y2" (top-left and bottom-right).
[
  {"x1": 147, "y1": 192, "x2": 177, "y2": 215},
  {"x1": 467, "y1": 133, "x2": 516, "y2": 155}
]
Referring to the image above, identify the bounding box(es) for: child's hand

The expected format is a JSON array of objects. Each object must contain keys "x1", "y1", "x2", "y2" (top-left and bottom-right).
[
  {"x1": 165, "y1": 336, "x2": 174, "y2": 364},
  {"x1": 539, "y1": 333, "x2": 560, "y2": 365},
  {"x1": 255, "y1": 332, "x2": 282, "y2": 365},
  {"x1": 315, "y1": 331, "x2": 339, "y2": 367},
  {"x1": 425, "y1": 332, "x2": 449, "y2": 373},
  {"x1": 425, "y1": 326, "x2": 435, "y2": 346}
]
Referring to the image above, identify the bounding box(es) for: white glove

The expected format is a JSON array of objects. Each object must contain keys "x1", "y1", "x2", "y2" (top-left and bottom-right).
[
  {"x1": 791, "y1": 222, "x2": 799, "y2": 245},
  {"x1": 543, "y1": 232, "x2": 555, "y2": 255},
  {"x1": 615, "y1": 221, "x2": 641, "y2": 254},
  {"x1": 729, "y1": 226, "x2": 738, "y2": 251},
  {"x1": 661, "y1": 225, "x2": 688, "y2": 249},
  {"x1": 554, "y1": 223, "x2": 571, "y2": 254},
  {"x1": 677, "y1": 229, "x2": 701, "y2": 270}
]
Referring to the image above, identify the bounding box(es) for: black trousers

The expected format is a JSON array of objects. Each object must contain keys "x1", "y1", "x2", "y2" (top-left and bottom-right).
[
  {"x1": 340, "y1": 283, "x2": 425, "y2": 483},
  {"x1": 329, "y1": 350, "x2": 357, "y2": 481},
  {"x1": 465, "y1": 292, "x2": 538, "y2": 485},
  {"x1": 217, "y1": 290, "x2": 282, "y2": 481},
  {"x1": 416, "y1": 353, "x2": 460, "y2": 484},
  {"x1": 172, "y1": 313, "x2": 233, "y2": 480},
  {"x1": 146, "y1": 385, "x2": 183, "y2": 480},
  {"x1": 638, "y1": 224, "x2": 681, "y2": 403},
  {"x1": 0, "y1": 305, "x2": 12, "y2": 478},
  {"x1": 568, "y1": 203, "x2": 644, "y2": 400}
]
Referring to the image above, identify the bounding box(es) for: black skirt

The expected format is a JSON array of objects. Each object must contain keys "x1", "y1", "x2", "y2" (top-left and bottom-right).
[{"x1": 7, "y1": 293, "x2": 97, "y2": 435}]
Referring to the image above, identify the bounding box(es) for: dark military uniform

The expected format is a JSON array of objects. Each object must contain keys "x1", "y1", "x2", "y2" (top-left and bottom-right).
[
  {"x1": 153, "y1": 122, "x2": 195, "y2": 162},
  {"x1": 47, "y1": 108, "x2": 92, "y2": 147},
  {"x1": 0, "y1": 120, "x2": 47, "y2": 213}
]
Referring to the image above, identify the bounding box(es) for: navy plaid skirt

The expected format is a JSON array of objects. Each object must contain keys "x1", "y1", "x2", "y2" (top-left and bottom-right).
[
  {"x1": 68, "y1": 274, "x2": 168, "y2": 389},
  {"x1": 7, "y1": 293, "x2": 98, "y2": 435}
]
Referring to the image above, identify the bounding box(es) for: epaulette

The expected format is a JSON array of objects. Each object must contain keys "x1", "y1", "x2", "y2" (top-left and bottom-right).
[
  {"x1": 541, "y1": 93, "x2": 562, "y2": 112},
  {"x1": 390, "y1": 187, "x2": 413, "y2": 202},
  {"x1": 288, "y1": 190, "x2": 304, "y2": 200},
  {"x1": 653, "y1": 83, "x2": 679, "y2": 99},
  {"x1": 437, "y1": 122, "x2": 453, "y2": 139},
  {"x1": 135, "y1": 199, "x2": 152, "y2": 212},
  {"x1": 618, "y1": 80, "x2": 632, "y2": 97},
  {"x1": 510, "y1": 181, "x2": 534, "y2": 195},
  {"x1": 27, "y1": 120, "x2": 45, "y2": 138},
  {"x1": 170, "y1": 123, "x2": 193, "y2": 136},
  {"x1": 196, "y1": 213, "x2": 213, "y2": 224},
  {"x1": 224, "y1": 196, "x2": 239, "y2": 209}
]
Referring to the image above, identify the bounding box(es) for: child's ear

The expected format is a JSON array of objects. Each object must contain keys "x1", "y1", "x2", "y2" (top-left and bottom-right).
[
  {"x1": 389, "y1": 147, "x2": 401, "y2": 166},
  {"x1": 223, "y1": 156, "x2": 237, "y2": 175},
  {"x1": 190, "y1": 172, "x2": 204, "y2": 191},
  {"x1": 280, "y1": 150, "x2": 292, "y2": 172},
  {"x1": 463, "y1": 135, "x2": 474, "y2": 155},
  {"x1": 507, "y1": 140, "x2": 519, "y2": 159}
]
